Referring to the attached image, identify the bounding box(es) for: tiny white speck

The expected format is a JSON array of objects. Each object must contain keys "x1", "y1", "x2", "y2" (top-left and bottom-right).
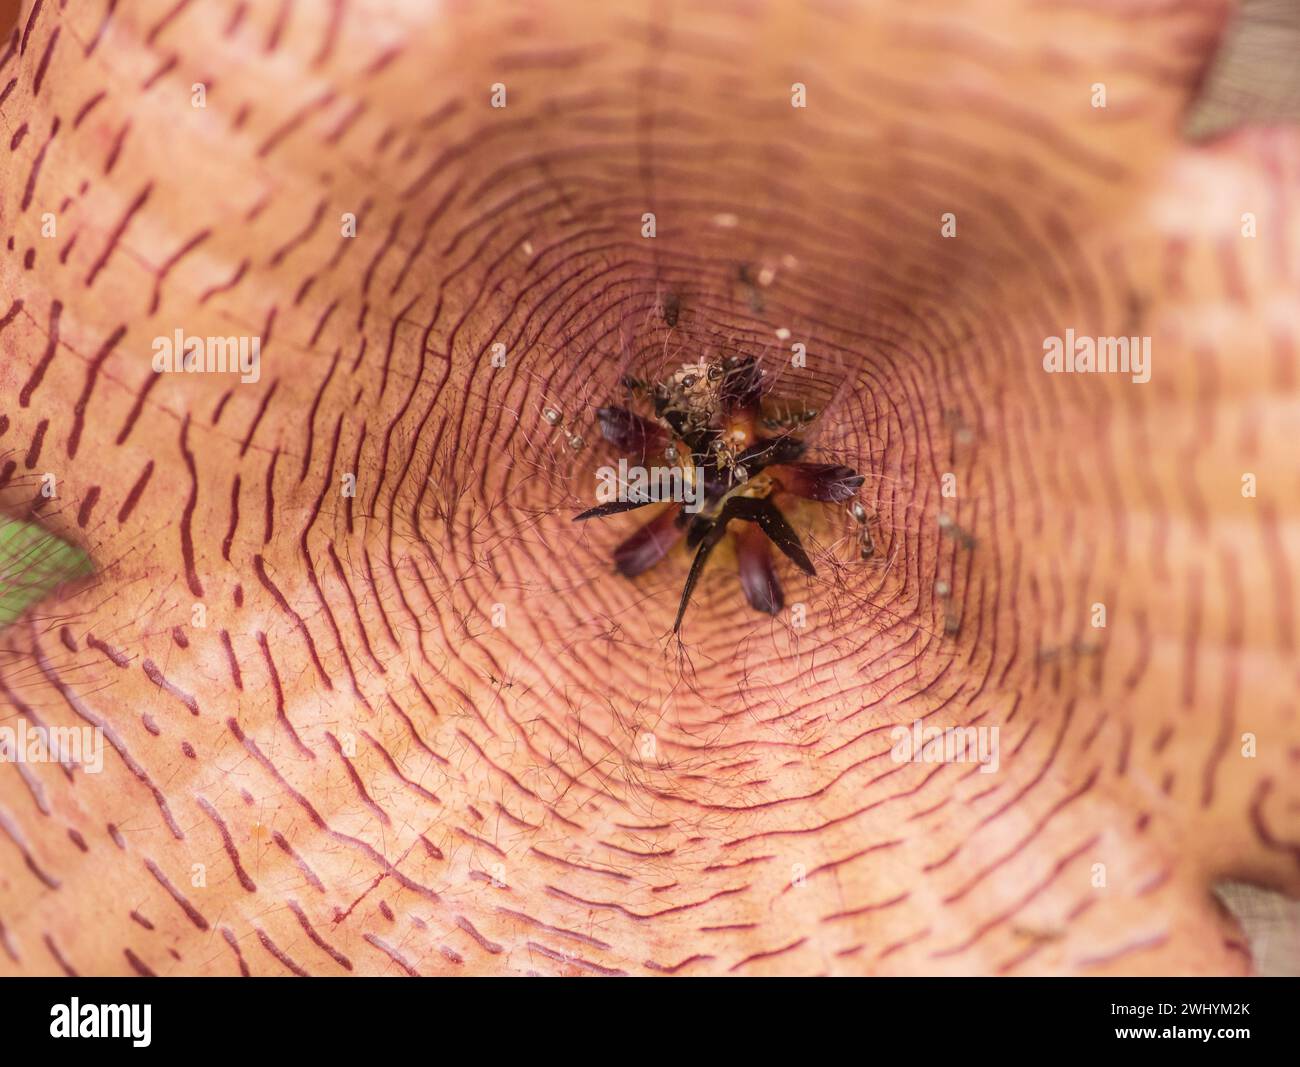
[
  {"x1": 712, "y1": 213, "x2": 739, "y2": 228},
  {"x1": 775, "y1": 327, "x2": 791, "y2": 341}
]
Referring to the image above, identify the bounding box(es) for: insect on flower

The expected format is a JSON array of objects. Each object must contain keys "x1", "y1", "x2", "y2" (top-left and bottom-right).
[{"x1": 574, "y1": 355, "x2": 865, "y2": 631}]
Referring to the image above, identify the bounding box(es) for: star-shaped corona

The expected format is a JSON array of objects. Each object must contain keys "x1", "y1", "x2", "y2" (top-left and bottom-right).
[{"x1": 575, "y1": 355, "x2": 866, "y2": 631}]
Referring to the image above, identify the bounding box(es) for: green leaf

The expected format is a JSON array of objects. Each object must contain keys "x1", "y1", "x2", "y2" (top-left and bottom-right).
[{"x1": 0, "y1": 519, "x2": 94, "y2": 628}]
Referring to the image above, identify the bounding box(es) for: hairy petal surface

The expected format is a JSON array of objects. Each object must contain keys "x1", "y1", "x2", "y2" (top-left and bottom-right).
[{"x1": 0, "y1": 0, "x2": 1295, "y2": 977}]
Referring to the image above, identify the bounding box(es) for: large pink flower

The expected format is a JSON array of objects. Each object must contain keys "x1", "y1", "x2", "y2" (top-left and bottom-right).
[{"x1": 0, "y1": 0, "x2": 1295, "y2": 976}]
